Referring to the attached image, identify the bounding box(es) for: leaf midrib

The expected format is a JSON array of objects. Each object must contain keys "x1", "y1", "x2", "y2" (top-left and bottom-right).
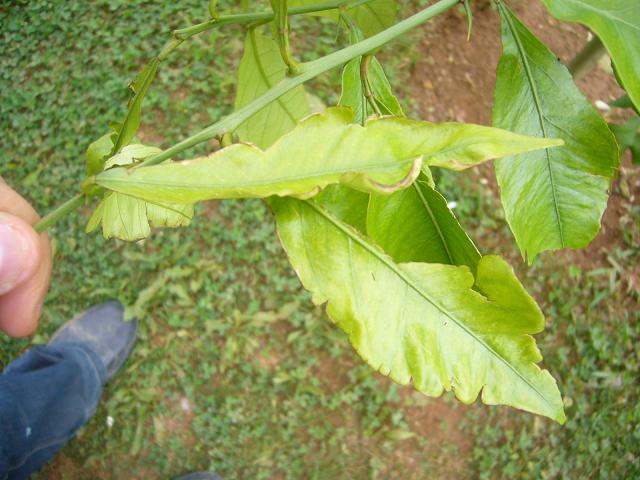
[
  {"x1": 99, "y1": 157, "x2": 418, "y2": 191},
  {"x1": 413, "y1": 181, "x2": 454, "y2": 264},
  {"x1": 304, "y1": 199, "x2": 553, "y2": 408},
  {"x1": 501, "y1": 5, "x2": 566, "y2": 249}
]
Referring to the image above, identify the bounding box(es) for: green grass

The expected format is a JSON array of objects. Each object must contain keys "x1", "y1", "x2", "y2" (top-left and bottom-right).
[{"x1": 1, "y1": 1, "x2": 640, "y2": 478}]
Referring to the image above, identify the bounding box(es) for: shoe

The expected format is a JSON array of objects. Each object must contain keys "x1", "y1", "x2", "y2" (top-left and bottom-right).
[
  {"x1": 173, "y1": 473, "x2": 223, "y2": 480},
  {"x1": 49, "y1": 301, "x2": 137, "y2": 379}
]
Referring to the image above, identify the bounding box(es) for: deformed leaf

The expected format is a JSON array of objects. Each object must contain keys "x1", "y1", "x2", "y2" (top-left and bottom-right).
[
  {"x1": 96, "y1": 107, "x2": 563, "y2": 203},
  {"x1": 542, "y1": 0, "x2": 640, "y2": 110},
  {"x1": 87, "y1": 141, "x2": 193, "y2": 241},
  {"x1": 105, "y1": 144, "x2": 162, "y2": 169},
  {"x1": 271, "y1": 197, "x2": 565, "y2": 423},
  {"x1": 493, "y1": 6, "x2": 618, "y2": 262},
  {"x1": 234, "y1": 30, "x2": 309, "y2": 149},
  {"x1": 368, "y1": 175, "x2": 481, "y2": 273},
  {"x1": 86, "y1": 133, "x2": 114, "y2": 176},
  {"x1": 86, "y1": 192, "x2": 193, "y2": 241}
]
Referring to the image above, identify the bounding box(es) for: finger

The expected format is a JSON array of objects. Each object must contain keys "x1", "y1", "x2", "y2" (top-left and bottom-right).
[
  {"x1": 0, "y1": 177, "x2": 40, "y2": 224},
  {"x1": 0, "y1": 213, "x2": 42, "y2": 295},
  {"x1": 0, "y1": 181, "x2": 52, "y2": 337}
]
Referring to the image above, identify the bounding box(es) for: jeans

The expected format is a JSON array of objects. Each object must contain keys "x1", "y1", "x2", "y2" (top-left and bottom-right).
[{"x1": 0, "y1": 342, "x2": 106, "y2": 479}]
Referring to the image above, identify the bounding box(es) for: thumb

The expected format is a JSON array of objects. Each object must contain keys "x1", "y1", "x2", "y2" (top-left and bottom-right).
[{"x1": 0, "y1": 213, "x2": 42, "y2": 296}]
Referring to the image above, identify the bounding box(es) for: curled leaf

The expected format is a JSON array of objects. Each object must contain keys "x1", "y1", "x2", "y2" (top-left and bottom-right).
[
  {"x1": 86, "y1": 192, "x2": 193, "y2": 241},
  {"x1": 96, "y1": 107, "x2": 563, "y2": 204}
]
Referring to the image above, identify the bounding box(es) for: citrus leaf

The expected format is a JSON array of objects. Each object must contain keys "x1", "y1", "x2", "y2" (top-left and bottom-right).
[
  {"x1": 96, "y1": 107, "x2": 563, "y2": 203},
  {"x1": 208, "y1": 0, "x2": 218, "y2": 18},
  {"x1": 339, "y1": 56, "x2": 404, "y2": 123},
  {"x1": 234, "y1": 30, "x2": 309, "y2": 148},
  {"x1": 86, "y1": 133, "x2": 114, "y2": 176},
  {"x1": 610, "y1": 117, "x2": 640, "y2": 165},
  {"x1": 339, "y1": 58, "x2": 368, "y2": 125},
  {"x1": 315, "y1": 184, "x2": 370, "y2": 232},
  {"x1": 111, "y1": 58, "x2": 159, "y2": 154},
  {"x1": 87, "y1": 142, "x2": 194, "y2": 241},
  {"x1": 289, "y1": 0, "x2": 396, "y2": 36},
  {"x1": 86, "y1": 192, "x2": 194, "y2": 241},
  {"x1": 493, "y1": 6, "x2": 618, "y2": 262},
  {"x1": 542, "y1": 0, "x2": 640, "y2": 110},
  {"x1": 349, "y1": 0, "x2": 397, "y2": 37},
  {"x1": 368, "y1": 175, "x2": 481, "y2": 273},
  {"x1": 105, "y1": 144, "x2": 162, "y2": 169},
  {"x1": 271, "y1": 197, "x2": 565, "y2": 423}
]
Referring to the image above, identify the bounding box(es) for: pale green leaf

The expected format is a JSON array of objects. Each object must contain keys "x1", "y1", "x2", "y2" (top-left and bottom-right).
[
  {"x1": 366, "y1": 57, "x2": 403, "y2": 117},
  {"x1": 288, "y1": 0, "x2": 338, "y2": 19},
  {"x1": 105, "y1": 144, "x2": 162, "y2": 169},
  {"x1": 96, "y1": 107, "x2": 563, "y2": 203},
  {"x1": 315, "y1": 184, "x2": 369, "y2": 232},
  {"x1": 289, "y1": 0, "x2": 396, "y2": 36},
  {"x1": 493, "y1": 6, "x2": 618, "y2": 262},
  {"x1": 368, "y1": 175, "x2": 481, "y2": 273},
  {"x1": 339, "y1": 56, "x2": 404, "y2": 123},
  {"x1": 234, "y1": 30, "x2": 309, "y2": 148},
  {"x1": 86, "y1": 133, "x2": 114, "y2": 176},
  {"x1": 271, "y1": 197, "x2": 565, "y2": 423},
  {"x1": 86, "y1": 192, "x2": 194, "y2": 241},
  {"x1": 87, "y1": 141, "x2": 193, "y2": 241},
  {"x1": 208, "y1": 0, "x2": 218, "y2": 18},
  {"x1": 339, "y1": 58, "x2": 368, "y2": 125},
  {"x1": 542, "y1": 0, "x2": 640, "y2": 110},
  {"x1": 349, "y1": 0, "x2": 397, "y2": 37}
]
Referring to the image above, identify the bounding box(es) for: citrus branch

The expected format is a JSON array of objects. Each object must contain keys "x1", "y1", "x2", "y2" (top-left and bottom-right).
[{"x1": 34, "y1": 0, "x2": 459, "y2": 232}]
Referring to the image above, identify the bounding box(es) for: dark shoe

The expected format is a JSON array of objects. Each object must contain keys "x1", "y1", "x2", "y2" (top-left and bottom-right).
[
  {"x1": 49, "y1": 301, "x2": 137, "y2": 379},
  {"x1": 174, "y1": 473, "x2": 223, "y2": 480}
]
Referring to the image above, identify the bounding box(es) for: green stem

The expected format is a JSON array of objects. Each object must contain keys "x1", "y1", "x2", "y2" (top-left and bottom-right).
[
  {"x1": 34, "y1": 194, "x2": 85, "y2": 233},
  {"x1": 136, "y1": 0, "x2": 458, "y2": 169},
  {"x1": 361, "y1": 54, "x2": 382, "y2": 115},
  {"x1": 174, "y1": 0, "x2": 376, "y2": 40},
  {"x1": 271, "y1": 0, "x2": 300, "y2": 75},
  {"x1": 37, "y1": 0, "x2": 459, "y2": 230}
]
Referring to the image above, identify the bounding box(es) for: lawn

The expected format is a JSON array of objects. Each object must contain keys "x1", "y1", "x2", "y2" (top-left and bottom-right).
[{"x1": 1, "y1": 1, "x2": 639, "y2": 478}]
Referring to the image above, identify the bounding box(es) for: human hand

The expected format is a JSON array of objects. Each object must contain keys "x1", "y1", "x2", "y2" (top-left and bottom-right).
[{"x1": 0, "y1": 178, "x2": 52, "y2": 337}]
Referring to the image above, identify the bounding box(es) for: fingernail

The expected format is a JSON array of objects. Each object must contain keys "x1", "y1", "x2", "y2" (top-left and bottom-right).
[{"x1": 0, "y1": 222, "x2": 31, "y2": 295}]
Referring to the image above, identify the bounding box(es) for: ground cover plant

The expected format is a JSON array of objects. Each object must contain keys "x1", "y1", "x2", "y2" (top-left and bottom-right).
[{"x1": 1, "y1": 0, "x2": 639, "y2": 478}]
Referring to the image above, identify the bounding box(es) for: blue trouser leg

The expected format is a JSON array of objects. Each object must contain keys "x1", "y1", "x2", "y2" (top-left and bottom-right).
[{"x1": 0, "y1": 342, "x2": 106, "y2": 479}]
